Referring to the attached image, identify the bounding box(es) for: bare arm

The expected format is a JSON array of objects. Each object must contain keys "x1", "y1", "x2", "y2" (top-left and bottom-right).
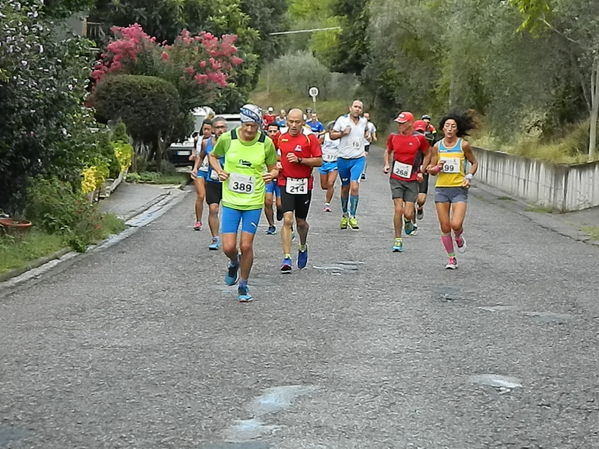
[
  {"x1": 262, "y1": 163, "x2": 280, "y2": 183},
  {"x1": 461, "y1": 141, "x2": 478, "y2": 187},
  {"x1": 208, "y1": 152, "x2": 228, "y2": 181}
]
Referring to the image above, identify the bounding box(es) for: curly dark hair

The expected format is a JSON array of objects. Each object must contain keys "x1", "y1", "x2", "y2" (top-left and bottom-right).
[{"x1": 438, "y1": 110, "x2": 478, "y2": 137}]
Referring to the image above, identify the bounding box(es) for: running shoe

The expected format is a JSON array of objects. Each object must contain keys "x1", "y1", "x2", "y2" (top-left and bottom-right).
[
  {"x1": 456, "y1": 235, "x2": 467, "y2": 253},
  {"x1": 224, "y1": 261, "x2": 239, "y2": 285},
  {"x1": 266, "y1": 225, "x2": 277, "y2": 235},
  {"x1": 193, "y1": 221, "x2": 202, "y2": 231},
  {"x1": 348, "y1": 217, "x2": 359, "y2": 230},
  {"x1": 280, "y1": 257, "x2": 292, "y2": 273},
  {"x1": 445, "y1": 257, "x2": 458, "y2": 270},
  {"x1": 340, "y1": 215, "x2": 349, "y2": 229},
  {"x1": 416, "y1": 207, "x2": 424, "y2": 220},
  {"x1": 323, "y1": 203, "x2": 332, "y2": 212},
  {"x1": 238, "y1": 285, "x2": 253, "y2": 302},
  {"x1": 392, "y1": 238, "x2": 403, "y2": 252},
  {"x1": 404, "y1": 219, "x2": 414, "y2": 236},
  {"x1": 208, "y1": 237, "x2": 220, "y2": 250},
  {"x1": 361, "y1": 173, "x2": 366, "y2": 180},
  {"x1": 298, "y1": 247, "x2": 308, "y2": 269},
  {"x1": 411, "y1": 223, "x2": 418, "y2": 236}
]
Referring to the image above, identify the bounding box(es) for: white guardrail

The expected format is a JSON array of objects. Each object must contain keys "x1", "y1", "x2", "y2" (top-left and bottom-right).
[{"x1": 473, "y1": 147, "x2": 599, "y2": 212}]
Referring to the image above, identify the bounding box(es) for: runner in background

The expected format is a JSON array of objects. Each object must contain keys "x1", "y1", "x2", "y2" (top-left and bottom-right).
[
  {"x1": 361, "y1": 112, "x2": 377, "y2": 180},
  {"x1": 275, "y1": 109, "x2": 287, "y2": 128},
  {"x1": 263, "y1": 106, "x2": 276, "y2": 129},
  {"x1": 319, "y1": 122, "x2": 339, "y2": 212},
  {"x1": 306, "y1": 112, "x2": 325, "y2": 140},
  {"x1": 426, "y1": 110, "x2": 478, "y2": 269},
  {"x1": 191, "y1": 119, "x2": 213, "y2": 231},
  {"x1": 202, "y1": 116, "x2": 228, "y2": 250},
  {"x1": 264, "y1": 122, "x2": 282, "y2": 234}
]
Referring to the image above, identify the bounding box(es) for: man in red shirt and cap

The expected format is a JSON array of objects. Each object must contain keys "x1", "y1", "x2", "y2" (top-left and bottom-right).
[{"x1": 383, "y1": 112, "x2": 431, "y2": 252}]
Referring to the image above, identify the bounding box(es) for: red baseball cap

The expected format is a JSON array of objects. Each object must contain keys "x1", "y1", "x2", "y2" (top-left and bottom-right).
[
  {"x1": 394, "y1": 111, "x2": 414, "y2": 124},
  {"x1": 413, "y1": 120, "x2": 427, "y2": 131}
]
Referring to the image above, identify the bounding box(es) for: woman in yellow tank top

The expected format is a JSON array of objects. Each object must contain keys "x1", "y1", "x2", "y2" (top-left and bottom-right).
[{"x1": 426, "y1": 111, "x2": 479, "y2": 270}]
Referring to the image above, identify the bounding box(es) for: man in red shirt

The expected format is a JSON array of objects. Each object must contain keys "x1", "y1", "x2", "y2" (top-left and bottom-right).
[
  {"x1": 262, "y1": 106, "x2": 276, "y2": 129},
  {"x1": 275, "y1": 108, "x2": 323, "y2": 272},
  {"x1": 383, "y1": 112, "x2": 431, "y2": 252}
]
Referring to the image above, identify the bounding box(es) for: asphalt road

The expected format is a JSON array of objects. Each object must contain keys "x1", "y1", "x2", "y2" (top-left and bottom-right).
[{"x1": 1, "y1": 148, "x2": 598, "y2": 449}]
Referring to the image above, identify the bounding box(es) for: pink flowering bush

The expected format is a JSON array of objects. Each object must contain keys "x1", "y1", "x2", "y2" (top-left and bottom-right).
[{"x1": 92, "y1": 24, "x2": 243, "y2": 111}]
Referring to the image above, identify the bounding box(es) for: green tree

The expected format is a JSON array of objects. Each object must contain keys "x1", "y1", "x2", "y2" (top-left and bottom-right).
[
  {"x1": 93, "y1": 75, "x2": 181, "y2": 165},
  {"x1": 510, "y1": 0, "x2": 599, "y2": 156},
  {"x1": 0, "y1": 0, "x2": 98, "y2": 212}
]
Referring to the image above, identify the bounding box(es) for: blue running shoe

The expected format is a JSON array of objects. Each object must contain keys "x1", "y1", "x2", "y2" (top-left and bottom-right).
[
  {"x1": 266, "y1": 225, "x2": 276, "y2": 235},
  {"x1": 238, "y1": 285, "x2": 253, "y2": 302},
  {"x1": 208, "y1": 237, "x2": 220, "y2": 250},
  {"x1": 224, "y1": 261, "x2": 239, "y2": 285},
  {"x1": 298, "y1": 246, "x2": 308, "y2": 269},
  {"x1": 392, "y1": 238, "x2": 403, "y2": 252},
  {"x1": 280, "y1": 257, "x2": 292, "y2": 273},
  {"x1": 404, "y1": 219, "x2": 414, "y2": 236}
]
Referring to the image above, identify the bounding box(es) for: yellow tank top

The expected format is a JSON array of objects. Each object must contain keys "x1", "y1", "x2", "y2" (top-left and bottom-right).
[{"x1": 436, "y1": 138, "x2": 465, "y2": 187}]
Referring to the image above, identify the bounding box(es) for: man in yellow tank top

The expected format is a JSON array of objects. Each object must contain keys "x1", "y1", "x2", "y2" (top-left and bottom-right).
[{"x1": 427, "y1": 111, "x2": 479, "y2": 270}]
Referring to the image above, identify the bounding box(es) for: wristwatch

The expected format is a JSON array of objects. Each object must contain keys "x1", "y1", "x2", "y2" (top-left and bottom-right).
[{"x1": 298, "y1": 157, "x2": 303, "y2": 164}]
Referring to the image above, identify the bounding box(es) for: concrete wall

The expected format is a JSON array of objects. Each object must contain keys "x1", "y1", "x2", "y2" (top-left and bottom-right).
[{"x1": 473, "y1": 147, "x2": 599, "y2": 211}]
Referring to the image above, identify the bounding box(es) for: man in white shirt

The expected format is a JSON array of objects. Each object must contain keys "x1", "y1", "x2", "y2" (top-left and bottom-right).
[{"x1": 330, "y1": 100, "x2": 368, "y2": 230}]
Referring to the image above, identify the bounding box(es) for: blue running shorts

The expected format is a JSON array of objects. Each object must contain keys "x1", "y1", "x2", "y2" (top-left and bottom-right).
[
  {"x1": 221, "y1": 206, "x2": 262, "y2": 234},
  {"x1": 319, "y1": 161, "x2": 338, "y2": 175},
  {"x1": 337, "y1": 157, "x2": 366, "y2": 186},
  {"x1": 265, "y1": 180, "x2": 281, "y2": 196}
]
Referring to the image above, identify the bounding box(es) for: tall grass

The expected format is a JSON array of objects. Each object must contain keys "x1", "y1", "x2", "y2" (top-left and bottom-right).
[{"x1": 477, "y1": 120, "x2": 598, "y2": 164}]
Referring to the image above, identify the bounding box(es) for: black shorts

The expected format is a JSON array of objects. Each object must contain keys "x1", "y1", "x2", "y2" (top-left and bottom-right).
[
  {"x1": 205, "y1": 181, "x2": 222, "y2": 205},
  {"x1": 280, "y1": 189, "x2": 312, "y2": 220},
  {"x1": 418, "y1": 173, "x2": 429, "y2": 195}
]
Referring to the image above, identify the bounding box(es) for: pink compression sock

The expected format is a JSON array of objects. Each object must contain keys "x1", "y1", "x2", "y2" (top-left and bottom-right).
[
  {"x1": 454, "y1": 229, "x2": 463, "y2": 244},
  {"x1": 441, "y1": 234, "x2": 455, "y2": 256}
]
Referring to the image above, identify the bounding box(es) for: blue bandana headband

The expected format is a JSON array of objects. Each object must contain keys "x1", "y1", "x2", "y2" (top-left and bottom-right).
[{"x1": 240, "y1": 106, "x2": 262, "y2": 124}]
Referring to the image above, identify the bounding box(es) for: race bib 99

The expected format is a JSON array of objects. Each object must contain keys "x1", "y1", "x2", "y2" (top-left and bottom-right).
[
  {"x1": 229, "y1": 173, "x2": 255, "y2": 194},
  {"x1": 442, "y1": 158, "x2": 461, "y2": 174},
  {"x1": 392, "y1": 160, "x2": 413, "y2": 179},
  {"x1": 286, "y1": 177, "x2": 308, "y2": 194}
]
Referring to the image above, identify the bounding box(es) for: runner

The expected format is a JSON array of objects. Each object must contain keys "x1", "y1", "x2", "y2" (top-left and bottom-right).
[
  {"x1": 264, "y1": 122, "x2": 282, "y2": 235},
  {"x1": 410, "y1": 119, "x2": 434, "y2": 234},
  {"x1": 263, "y1": 106, "x2": 276, "y2": 129},
  {"x1": 319, "y1": 121, "x2": 339, "y2": 212},
  {"x1": 306, "y1": 112, "x2": 325, "y2": 138},
  {"x1": 361, "y1": 112, "x2": 377, "y2": 180},
  {"x1": 426, "y1": 111, "x2": 478, "y2": 269},
  {"x1": 421, "y1": 114, "x2": 438, "y2": 139},
  {"x1": 209, "y1": 104, "x2": 279, "y2": 301},
  {"x1": 191, "y1": 119, "x2": 212, "y2": 231},
  {"x1": 201, "y1": 116, "x2": 228, "y2": 249},
  {"x1": 383, "y1": 112, "x2": 430, "y2": 252},
  {"x1": 275, "y1": 108, "x2": 322, "y2": 272},
  {"x1": 330, "y1": 100, "x2": 368, "y2": 230},
  {"x1": 275, "y1": 109, "x2": 287, "y2": 128}
]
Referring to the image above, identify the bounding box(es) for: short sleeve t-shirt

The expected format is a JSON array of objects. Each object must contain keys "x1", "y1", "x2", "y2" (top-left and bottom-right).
[
  {"x1": 333, "y1": 115, "x2": 367, "y2": 159},
  {"x1": 212, "y1": 129, "x2": 278, "y2": 210},
  {"x1": 275, "y1": 132, "x2": 322, "y2": 190},
  {"x1": 306, "y1": 120, "x2": 325, "y2": 134},
  {"x1": 386, "y1": 133, "x2": 429, "y2": 182}
]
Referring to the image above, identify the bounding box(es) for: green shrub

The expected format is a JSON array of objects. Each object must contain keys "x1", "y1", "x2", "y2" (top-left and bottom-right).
[{"x1": 25, "y1": 177, "x2": 106, "y2": 252}]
